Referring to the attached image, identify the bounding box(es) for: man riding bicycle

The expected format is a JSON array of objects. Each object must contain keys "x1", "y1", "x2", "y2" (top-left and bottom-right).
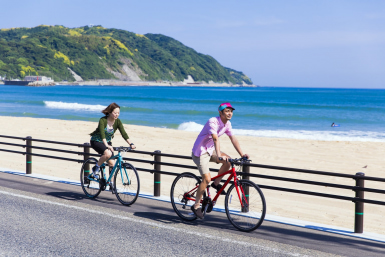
[{"x1": 191, "y1": 102, "x2": 249, "y2": 219}]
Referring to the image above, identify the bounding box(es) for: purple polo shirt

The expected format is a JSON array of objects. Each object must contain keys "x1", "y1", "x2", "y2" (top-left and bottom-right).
[{"x1": 192, "y1": 116, "x2": 233, "y2": 157}]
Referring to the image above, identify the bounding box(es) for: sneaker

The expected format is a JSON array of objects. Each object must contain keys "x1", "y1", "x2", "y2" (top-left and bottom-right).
[
  {"x1": 211, "y1": 183, "x2": 226, "y2": 195},
  {"x1": 92, "y1": 165, "x2": 100, "y2": 179},
  {"x1": 191, "y1": 205, "x2": 204, "y2": 219}
]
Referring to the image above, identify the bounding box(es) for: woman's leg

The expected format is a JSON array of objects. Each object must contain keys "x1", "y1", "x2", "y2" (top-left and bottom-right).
[{"x1": 97, "y1": 149, "x2": 112, "y2": 166}]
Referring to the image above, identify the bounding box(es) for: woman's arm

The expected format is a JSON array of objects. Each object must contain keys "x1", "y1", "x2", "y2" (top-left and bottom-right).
[
  {"x1": 98, "y1": 118, "x2": 107, "y2": 140},
  {"x1": 116, "y1": 119, "x2": 129, "y2": 140},
  {"x1": 103, "y1": 138, "x2": 114, "y2": 153},
  {"x1": 117, "y1": 120, "x2": 135, "y2": 149},
  {"x1": 125, "y1": 138, "x2": 136, "y2": 149}
]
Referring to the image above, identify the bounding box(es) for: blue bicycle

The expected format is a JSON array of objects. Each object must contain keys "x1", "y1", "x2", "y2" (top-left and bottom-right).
[{"x1": 80, "y1": 146, "x2": 140, "y2": 206}]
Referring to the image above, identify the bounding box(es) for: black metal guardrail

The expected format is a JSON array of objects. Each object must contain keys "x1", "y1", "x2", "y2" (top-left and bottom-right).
[{"x1": 1, "y1": 134, "x2": 384, "y2": 234}]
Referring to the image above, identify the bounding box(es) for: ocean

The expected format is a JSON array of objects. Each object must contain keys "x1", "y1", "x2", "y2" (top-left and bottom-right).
[{"x1": 0, "y1": 85, "x2": 384, "y2": 142}]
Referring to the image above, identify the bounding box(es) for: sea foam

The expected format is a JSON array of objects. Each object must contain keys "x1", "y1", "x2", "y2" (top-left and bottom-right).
[
  {"x1": 177, "y1": 122, "x2": 385, "y2": 142},
  {"x1": 44, "y1": 101, "x2": 106, "y2": 112},
  {"x1": 177, "y1": 121, "x2": 204, "y2": 131}
]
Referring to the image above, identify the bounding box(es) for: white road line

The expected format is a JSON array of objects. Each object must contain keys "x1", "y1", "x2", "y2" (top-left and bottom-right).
[
  {"x1": 2, "y1": 169, "x2": 385, "y2": 243},
  {"x1": 0, "y1": 190, "x2": 306, "y2": 257}
]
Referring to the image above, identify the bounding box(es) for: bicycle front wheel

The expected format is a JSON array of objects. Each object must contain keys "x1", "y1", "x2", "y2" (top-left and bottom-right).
[
  {"x1": 114, "y1": 162, "x2": 140, "y2": 206},
  {"x1": 80, "y1": 158, "x2": 102, "y2": 198},
  {"x1": 170, "y1": 172, "x2": 201, "y2": 221},
  {"x1": 225, "y1": 180, "x2": 266, "y2": 232}
]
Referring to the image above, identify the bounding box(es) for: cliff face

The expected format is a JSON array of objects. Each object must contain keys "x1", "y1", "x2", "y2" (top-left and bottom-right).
[{"x1": 0, "y1": 25, "x2": 253, "y2": 84}]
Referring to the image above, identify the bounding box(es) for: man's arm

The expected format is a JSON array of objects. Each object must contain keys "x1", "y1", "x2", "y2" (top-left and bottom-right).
[
  {"x1": 212, "y1": 134, "x2": 228, "y2": 162},
  {"x1": 229, "y1": 135, "x2": 249, "y2": 159}
]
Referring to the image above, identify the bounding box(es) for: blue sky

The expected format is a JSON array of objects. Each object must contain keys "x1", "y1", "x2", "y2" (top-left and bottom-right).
[{"x1": 1, "y1": 0, "x2": 384, "y2": 88}]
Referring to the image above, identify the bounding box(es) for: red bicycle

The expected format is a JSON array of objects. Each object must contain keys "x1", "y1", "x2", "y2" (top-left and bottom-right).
[{"x1": 170, "y1": 157, "x2": 266, "y2": 232}]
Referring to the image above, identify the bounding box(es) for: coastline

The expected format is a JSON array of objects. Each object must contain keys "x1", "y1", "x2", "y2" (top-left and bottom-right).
[
  {"x1": 1, "y1": 115, "x2": 384, "y2": 234},
  {"x1": 1, "y1": 80, "x2": 257, "y2": 88},
  {"x1": 55, "y1": 79, "x2": 257, "y2": 87}
]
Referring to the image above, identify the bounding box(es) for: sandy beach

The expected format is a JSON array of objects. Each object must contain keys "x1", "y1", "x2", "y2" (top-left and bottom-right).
[{"x1": 1, "y1": 116, "x2": 384, "y2": 234}]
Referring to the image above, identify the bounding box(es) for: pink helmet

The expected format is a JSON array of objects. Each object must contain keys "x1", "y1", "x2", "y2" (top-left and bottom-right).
[{"x1": 218, "y1": 102, "x2": 235, "y2": 111}]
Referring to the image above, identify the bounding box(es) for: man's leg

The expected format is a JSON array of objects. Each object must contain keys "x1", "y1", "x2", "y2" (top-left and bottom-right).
[
  {"x1": 194, "y1": 173, "x2": 211, "y2": 209},
  {"x1": 191, "y1": 153, "x2": 211, "y2": 212}
]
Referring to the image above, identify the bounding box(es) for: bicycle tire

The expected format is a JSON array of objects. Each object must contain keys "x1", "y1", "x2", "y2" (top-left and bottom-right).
[
  {"x1": 225, "y1": 179, "x2": 266, "y2": 232},
  {"x1": 170, "y1": 172, "x2": 201, "y2": 221},
  {"x1": 114, "y1": 162, "x2": 140, "y2": 206},
  {"x1": 80, "y1": 158, "x2": 102, "y2": 198}
]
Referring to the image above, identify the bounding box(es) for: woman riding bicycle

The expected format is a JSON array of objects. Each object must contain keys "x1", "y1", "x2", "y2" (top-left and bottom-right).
[{"x1": 90, "y1": 102, "x2": 136, "y2": 179}]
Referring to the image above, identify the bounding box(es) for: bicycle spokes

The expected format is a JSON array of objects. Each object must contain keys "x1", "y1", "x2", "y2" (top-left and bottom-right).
[
  {"x1": 80, "y1": 158, "x2": 102, "y2": 198},
  {"x1": 225, "y1": 180, "x2": 266, "y2": 232},
  {"x1": 170, "y1": 173, "x2": 202, "y2": 221},
  {"x1": 114, "y1": 163, "x2": 140, "y2": 206}
]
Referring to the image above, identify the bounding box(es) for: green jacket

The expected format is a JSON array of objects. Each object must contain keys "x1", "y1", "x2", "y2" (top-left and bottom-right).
[{"x1": 90, "y1": 116, "x2": 129, "y2": 142}]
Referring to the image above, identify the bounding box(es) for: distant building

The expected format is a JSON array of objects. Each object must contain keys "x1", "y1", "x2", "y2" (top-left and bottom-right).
[{"x1": 25, "y1": 76, "x2": 54, "y2": 82}]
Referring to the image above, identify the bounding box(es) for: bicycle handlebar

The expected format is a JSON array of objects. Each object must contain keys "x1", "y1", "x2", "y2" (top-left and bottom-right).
[
  {"x1": 218, "y1": 156, "x2": 251, "y2": 165},
  {"x1": 113, "y1": 146, "x2": 132, "y2": 152}
]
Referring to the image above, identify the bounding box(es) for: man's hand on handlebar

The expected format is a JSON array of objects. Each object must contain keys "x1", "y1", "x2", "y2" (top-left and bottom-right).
[
  {"x1": 242, "y1": 154, "x2": 249, "y2": 160},
  {"x1": 217, "y1": 156, "x2": 228, "y2": 162}
]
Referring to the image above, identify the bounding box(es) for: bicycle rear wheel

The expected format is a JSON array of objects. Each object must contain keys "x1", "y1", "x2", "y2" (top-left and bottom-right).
[
  {"x1": 114, "y1": 162, "x2": 140, "y2": 206},
  {"x1": 80, "y1": 158, "x2": 102, "y2": 198},
  {"x1": 170, "y1": 172, "x2": 201, "y2": 221},
  {"x1": 225, "y1": 180, "x2": 266, "y2": 232}
]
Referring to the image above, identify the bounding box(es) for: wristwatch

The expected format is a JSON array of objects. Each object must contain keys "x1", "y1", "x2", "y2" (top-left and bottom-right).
[{"x1": 130, "y1": 143, "x2": 135, "y2": 146}]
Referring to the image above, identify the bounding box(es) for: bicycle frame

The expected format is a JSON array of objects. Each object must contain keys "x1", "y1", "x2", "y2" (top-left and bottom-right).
[
  {"x1": 88, "y1": 151, "x2": 126, "y2": 184},
  {"x1": 184, "y1": 165, "x2": 248, "y2": 208}
]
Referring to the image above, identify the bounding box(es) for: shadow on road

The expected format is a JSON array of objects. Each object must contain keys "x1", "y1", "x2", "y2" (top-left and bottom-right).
[{"x1": 1, "y1": 171, "x2": 384, "y2": 257}]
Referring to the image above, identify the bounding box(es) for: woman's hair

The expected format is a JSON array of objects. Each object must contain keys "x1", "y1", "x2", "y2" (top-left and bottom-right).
[{"x1": 102, "y1": 102, "x2": 120, "y2": 115}]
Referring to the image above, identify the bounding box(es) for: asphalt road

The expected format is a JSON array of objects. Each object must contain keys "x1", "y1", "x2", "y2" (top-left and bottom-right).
[{"x1": 0, "y1": 172, "x2": 384, "y2": 256}]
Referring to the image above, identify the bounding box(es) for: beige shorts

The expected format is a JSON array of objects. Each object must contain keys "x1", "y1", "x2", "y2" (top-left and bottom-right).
[{"x1": 191, "y1": 151, "x2": 227, "y2": 175}]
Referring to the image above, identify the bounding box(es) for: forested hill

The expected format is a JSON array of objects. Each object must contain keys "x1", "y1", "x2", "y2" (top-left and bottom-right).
[{"x1": 0, "y1": 25, "x2": 252, "y2": 84}]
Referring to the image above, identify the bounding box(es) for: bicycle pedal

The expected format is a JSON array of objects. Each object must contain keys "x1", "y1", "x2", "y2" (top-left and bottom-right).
[
  {"x1": 99, "y1": 178, "x2": 107, "y2": 191},
  {"x1": 206, "y1": 203, "x2": 213, "y2": 213}
]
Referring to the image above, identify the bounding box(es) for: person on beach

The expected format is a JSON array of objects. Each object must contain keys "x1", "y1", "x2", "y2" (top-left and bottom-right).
[
  {"x1": 191, "y1": 102, "x2": 249, "y2": 219},
  {"x1": 90, "y1": 102, "x2": 135, "y2": 181}
]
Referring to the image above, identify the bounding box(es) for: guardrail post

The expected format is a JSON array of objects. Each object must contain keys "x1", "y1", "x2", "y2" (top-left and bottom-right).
[
  {"x1": 83, "y1": 143, "x2": 90, "y2": 177},
  {"x1": 242, "y1": 163, "x2": 250, "y2": 212},
  {"x1": 242, "y1": 163, "x2": 250, "y2": 181},
  {"x1": 26, "y1": 136, "x2": 32, "y2": 174},
  {"x1": 154, "y1": 150, "x2": 161, "y2": 197},
  {"x1": 354, "y1": 172, "x2": 365, "y2": 233}
]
